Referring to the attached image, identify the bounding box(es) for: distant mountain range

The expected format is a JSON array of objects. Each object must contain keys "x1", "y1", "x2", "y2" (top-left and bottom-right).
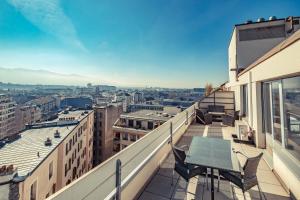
[{"x1": 0, "y1": 67, "x2": 96, "y2": 86}]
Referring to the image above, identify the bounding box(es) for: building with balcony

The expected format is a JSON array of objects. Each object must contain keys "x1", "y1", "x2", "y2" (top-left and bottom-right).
[
  {"x1": 41, "y1": 16, "x2": 300, "y2": 200},
  {"x1": 113, "y1": 109, "x2": 179, "y2": 152},
  {"x1": 93, "y1": 103, "x2": 123, "y2": 166},
  {"x1": 0, "y1": 110, "x2": 94, "y2": 200},
  {"x1": 226, "y1": 16, "x2": 300, "y2": 199},
  {"x1": 0, "y1": 94, "x2": 16, "y2": 140}
]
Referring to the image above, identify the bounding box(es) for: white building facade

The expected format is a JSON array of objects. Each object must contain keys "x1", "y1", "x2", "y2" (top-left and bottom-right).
[{"x1": 226, "y1": 16, "x2": 300, "y2": 199}]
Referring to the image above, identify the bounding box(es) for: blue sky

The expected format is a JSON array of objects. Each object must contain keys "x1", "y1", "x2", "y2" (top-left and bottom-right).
[{"x1": 0, "y1": 0, "x2": 299, "y2": 88}]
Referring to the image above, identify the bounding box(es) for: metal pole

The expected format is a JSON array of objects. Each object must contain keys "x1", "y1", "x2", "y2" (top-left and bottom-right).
[
  {"x1": 170, "y1": 122, "x2": 173, "y2": 145},
  {"x1": 116, "y1": 159, "x2": 121, "y2": 200},
  {"x1": 185, "y1": 111, "x2": 188, "y2": 125}
]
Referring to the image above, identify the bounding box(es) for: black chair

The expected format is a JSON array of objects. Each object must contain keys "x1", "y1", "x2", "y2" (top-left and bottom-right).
[
  {"x1": 171, "y1": 145, "x2": 208, "y2": 187},
  {"x1": 218, "y1": 152, "x2": 265, "y2": 200},
  {"x1": 222, "y1": 113, "x2": 235, "y2": 126}
]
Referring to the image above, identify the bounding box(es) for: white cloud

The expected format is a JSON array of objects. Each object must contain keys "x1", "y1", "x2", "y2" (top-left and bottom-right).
[{"x1": 7, "y1": 0, "x2": 86, "y2": 51}]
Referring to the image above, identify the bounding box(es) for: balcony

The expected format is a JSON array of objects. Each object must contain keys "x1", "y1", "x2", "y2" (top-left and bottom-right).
[
  {"x1": 48, "y1": 102, "x2": 290, "y2": 200},
  {"x1": 138, "y1": 123, "x2": 289, "y2": 200}
]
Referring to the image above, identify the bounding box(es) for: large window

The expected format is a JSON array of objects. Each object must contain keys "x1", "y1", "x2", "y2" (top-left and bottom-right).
[
  {"x1": 49, "y1": 161, "x2": 53, "y2": 180},
  {"x1": 271, "y1": 81, "x2": 282, "y2": 143},
  {"x1": 242, "y1": 84, "x2": 248, "y2": 117},
  {"x1": 283, "y1": 76, "x2": 300, "y2": 159},
  {"x1": 262, "y1": 83, "x2": 272, "y2": 134},
  {"x1": 30, "y1": 181, "x2": 37, "y2": 200}
]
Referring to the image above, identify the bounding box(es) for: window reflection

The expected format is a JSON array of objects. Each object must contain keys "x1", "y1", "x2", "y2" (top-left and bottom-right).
[
  {"x1": 283, "y1": 77, "x2": 300, "y2": 159},
  {"x1": 272, "y1": 81, "x2": 282, "y2": 143}
]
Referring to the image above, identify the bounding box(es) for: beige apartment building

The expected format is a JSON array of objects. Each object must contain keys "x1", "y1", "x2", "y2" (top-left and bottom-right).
[
  {"x1": 93, "y1": 103, "x2": 123, "y2": 166},
  {"x1": 14, "y1": 105, "x2": 42, "y2": 133},
  {"x1": 113, "y1": 109, "x2": 179, "y2": 152},
  {"x1": 0, "y1": 110, "x2": 94, "y2": 200},
  {"x1": 0, "y1": 94, "x2": 16, "y2": 140},
  {"x1": 226, "y1": 16, "x2": 300, "y2": 198}
]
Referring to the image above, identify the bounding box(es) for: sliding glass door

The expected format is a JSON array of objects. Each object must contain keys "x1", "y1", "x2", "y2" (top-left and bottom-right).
[
  {"x1": 262, "y1": 76, "x2": 300, "y2": 163},
  {"x1": 282, "y1": 77, "x2": 300, "y2": 160}
]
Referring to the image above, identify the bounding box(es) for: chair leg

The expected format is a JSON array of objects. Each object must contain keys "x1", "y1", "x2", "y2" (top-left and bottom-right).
[
  {"x1": 242, "y1": 191, "x2": 246, "y2": 200},
  {"x1": 206, "y1": 172, "x2": 209, "y2": 190},
  {"x1": 230, "y1": 184, "x2": 236, "y2": 200},
  {"x1": 217, "y1": 174, "x2": 220, "y2": 192},
  {"x1": 257, "y1": 183, "x2": 266, "y2": 200},
  {"x1": 171, "y1": 169, "x2": 174, "y2": 186}
]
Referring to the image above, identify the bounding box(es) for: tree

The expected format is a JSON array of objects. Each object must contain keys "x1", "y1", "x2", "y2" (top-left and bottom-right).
[{"x1": 205, "y1": 83, "x2": 213, "y2": 96}]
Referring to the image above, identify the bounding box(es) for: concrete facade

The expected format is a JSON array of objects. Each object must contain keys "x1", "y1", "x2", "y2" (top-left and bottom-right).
[
  {"x1": 93, "y1": 104, "x2": 123, "y2": 166},
  {"x1": 14, "y1": 105, "x2": 42, "y2": 133},
  {"x1": 0, "y1": 94, "x2": 16, "y2": 140},
  {"x1": 226, "y1": 18, "x2": 300, "y2": 199},
  {"x1": 0, "y1": 110, "x2": 94, "y2": 200}
]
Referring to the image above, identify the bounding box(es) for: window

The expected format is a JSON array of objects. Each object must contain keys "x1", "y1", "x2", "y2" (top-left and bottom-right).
[
  {"x1": 65, "y1": 143, "x2": 68, "y2": 155},
  {"x1": 65, "y1": 163, "x2": 68, "y2": 176},
  {"x1": 69, "y1": 139, "x2": 72, "y2": 150},
  {"x1": 272, "y1": 81, "x2": 282, "y2": 143},
  {"x1": 130, "y1": 134, "x2": 136, "y2": 142},
  {"x1": 262, "y1": 83, "x2": 272, "y2": 134},
  {"x1": 136, "y1": 120, "x2": 141, "y2": 128},
  {"x1": 242, "y1": 84, "x2": 248, "y2": 117},
  {"x1": 122, "y1": 133, "x2": 128, "y2": 140},
  {"x1": 239, "y1": 25, "x2": 285, "y2": 41},
  {"x1": 148, "y1": 121, "x2": 153, "y2": 129},
  {"x1": 49, "y1": 161, "x2": 53, "y2": 180},
  {"x1": 30, "y1": 181, "x2": 37, "y2": 200},
  {"x1": 52, "y1": 184, "x2": 56, "y2": 194},
  {"x1": 68, "y1": 159, "x2": 71, "y2": 170},
  {"x1": 283, "y1": 76, "x2": 300, "y2": 160},
  {"x1": 128, "y1": 120, "x2": 134, "y2": 127}
]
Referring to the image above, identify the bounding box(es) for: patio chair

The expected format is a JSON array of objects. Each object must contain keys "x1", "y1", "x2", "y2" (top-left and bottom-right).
[
  {"x1": 218, "y1": 152, "x2": 265, "y2": 200},
  {"x1": 222, "y1": 113, "x2": 235, "y2": 126},
  {"x1": 171, "y1": 145, "x2": 208, "y2": 188}
]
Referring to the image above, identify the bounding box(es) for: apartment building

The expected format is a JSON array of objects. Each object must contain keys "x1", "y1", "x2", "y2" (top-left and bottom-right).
[
  {"x1": 93, "y1": 103, "x2": 123, "y2": 166},
  {"x1": 26, "y1": 96, "x2": 59, "y2": 121},
  {"x1": 133, "y1": 92, "x2": 144, "y2": 104},
  {"x1": 113, "y1": 109, "x2": 179, "y2": 152},
  {"x1": 14, "y1": 105, "x2": 42, "y2": 133},
  {"x1": 0, "y1": 94, "x2": 16, "y2": 140},
  {"x1": 0, "y1": 110, "x2": 94, "y2": 200},
  {"x1": 226, "y1": 16, "x2": 300, "y2": 198}
]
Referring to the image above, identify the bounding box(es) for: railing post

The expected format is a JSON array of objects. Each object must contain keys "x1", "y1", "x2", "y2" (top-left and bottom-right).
[
  {"x1": 170, "y1": 122, "x2": 173, "y2": 145},
  {"x1": 116, "y1": 159, "x2": 122, "y2": 200},
  {"x1": 185, "y1": 111, "x2": 188, "y2": 125}
]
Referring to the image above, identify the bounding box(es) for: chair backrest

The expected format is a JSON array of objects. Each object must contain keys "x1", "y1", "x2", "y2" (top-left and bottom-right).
[
  {"x1": 243, "y1": 153, "x2": 263, "y2": 179},
  {"x1": 172, "y1": 145, "x2": 186, "y2": 165}
]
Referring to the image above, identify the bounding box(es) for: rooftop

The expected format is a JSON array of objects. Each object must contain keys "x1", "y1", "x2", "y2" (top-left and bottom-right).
[
  {"x1": 0, "y1": 110, "x2": 92, "y2": 178},
  {"x1": 0, "y1": 125, "x2": 76, "y2": 177},
  {"x1": 121, "y1": 109, "x2": 178, "y2": 121}
]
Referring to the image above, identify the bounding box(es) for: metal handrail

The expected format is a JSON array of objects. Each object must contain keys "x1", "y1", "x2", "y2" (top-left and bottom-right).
[{"x1": 104, "y1": 110, "x2": 195, "y2": 200}]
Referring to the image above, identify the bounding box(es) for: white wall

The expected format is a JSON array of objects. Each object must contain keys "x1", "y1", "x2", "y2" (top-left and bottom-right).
[{"x1": 226, "y1": 34, "x2": 300, "y2": 198}]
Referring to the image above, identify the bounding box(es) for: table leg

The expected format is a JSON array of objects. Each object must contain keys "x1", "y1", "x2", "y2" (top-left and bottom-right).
[{"x1": 211, "y1": 168, "x2": 214, "y2": 200}]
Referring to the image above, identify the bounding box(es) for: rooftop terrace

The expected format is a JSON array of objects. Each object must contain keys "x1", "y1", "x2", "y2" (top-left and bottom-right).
[{"x1": 138, "y1": 123, "x2": 289, "y2": 200}]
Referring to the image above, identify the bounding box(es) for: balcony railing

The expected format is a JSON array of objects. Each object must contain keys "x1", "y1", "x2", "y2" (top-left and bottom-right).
[{"x1": 49, "y1": 103, "x2": 197, "y2": 200}]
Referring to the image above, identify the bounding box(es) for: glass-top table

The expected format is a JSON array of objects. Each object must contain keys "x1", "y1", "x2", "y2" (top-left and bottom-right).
[{"x1": 185, "y1": 136, "x2": 241, "y2": 200}]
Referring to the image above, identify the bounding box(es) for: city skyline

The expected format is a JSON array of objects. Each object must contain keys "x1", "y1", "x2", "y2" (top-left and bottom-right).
[{"x1": 0, "y1": 0, "x2": 299, "y2": 88}]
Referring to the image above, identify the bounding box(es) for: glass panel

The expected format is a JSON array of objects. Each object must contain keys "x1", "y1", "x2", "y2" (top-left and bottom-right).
[
  {"x1": 262, "y1": 83, "x2": 272, "y2": 134},
  {"x1": 272, "y1": 81, "x2": 282, "y2": 143},
  {"x1": 242, "y1": 84, "x2": 248, "y2": 117},
  {"x1": 283, "y1": 76, "x2": 300, "y2": 160}
]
